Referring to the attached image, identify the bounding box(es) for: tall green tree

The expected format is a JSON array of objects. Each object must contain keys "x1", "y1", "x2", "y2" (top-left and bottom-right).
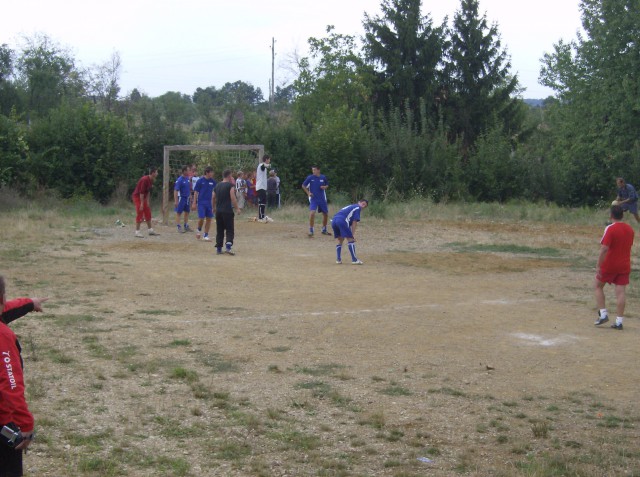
[
  {"x1": 15, "y1": 34, "x2": 84, "y2": 120},
  {"x1": 539, "y1": 0, "x2": 640, "y2": 204},
  {"x1": 293, "y1": 26, "x2": 374, "y2": 128},
  {"x1": 363, "y1": 0, "x2": 447, "y2": 116},
  {"x1": 444, "y1": 0, "x2": 522, "y2": 155}
]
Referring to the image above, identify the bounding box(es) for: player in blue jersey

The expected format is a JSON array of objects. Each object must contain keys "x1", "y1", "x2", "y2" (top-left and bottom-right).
[
  {"x1": 174, "y1": 165, "x2": 192, "y2": 233},
  {"x1": 193, "y1": 166, "x2": 217, "y2": 241},
  {"x1": 301, "y1": 166, "x2": 330, "y2": 237},
  {"x1": 331, "y1": 200, "x2": 369, "y2": 265}
]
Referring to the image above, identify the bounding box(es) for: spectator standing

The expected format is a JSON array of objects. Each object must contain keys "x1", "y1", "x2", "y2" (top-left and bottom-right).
[
  {"x1": 0, "y1": 276, "x2": 37, "y2": 477},
  {"x1": 614, "y1": 177, "x2": 640, "y2": 223}
]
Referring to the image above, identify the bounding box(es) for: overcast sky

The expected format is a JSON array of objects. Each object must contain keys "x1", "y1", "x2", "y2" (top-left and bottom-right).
[{"x1": 1, "y1": 0, "x2": 583, "y2": 99}]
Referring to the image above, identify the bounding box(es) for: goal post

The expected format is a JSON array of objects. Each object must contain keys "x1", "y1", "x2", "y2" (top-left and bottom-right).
[{"x1": 162, "y1": 144, "x2": 264, "y2": 225}]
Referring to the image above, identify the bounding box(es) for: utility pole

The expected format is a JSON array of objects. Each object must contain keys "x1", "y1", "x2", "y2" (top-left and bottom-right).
[{"x1": 270, "y1": 37, "x2": 275, "y2": 113}]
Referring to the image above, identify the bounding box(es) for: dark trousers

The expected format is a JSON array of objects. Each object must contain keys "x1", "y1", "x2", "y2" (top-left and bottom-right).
[
  {"x1": 267, "y1": 191, "x2": 278, "y2": 208},
  {"x1": 0, "y1": 444, "x2": 23, "y2": 477},
  {"x1": 215, "y1": 212, "x2": 235, "y2": 248},
  {"x1": 257, "y1": 189, "x2": 267, "y2": 219}
]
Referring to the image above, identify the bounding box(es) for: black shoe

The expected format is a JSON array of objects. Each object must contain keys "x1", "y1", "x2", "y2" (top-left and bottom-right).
[
  {"x1": 595, "y1": 312, "x2": 609, "y2": 326},
  {"x1": 321, "y1": 230, "x2": 331, "y2": 235},
  {"x1": 611, "y1": 323, "x2": 623, "y2": 330}
]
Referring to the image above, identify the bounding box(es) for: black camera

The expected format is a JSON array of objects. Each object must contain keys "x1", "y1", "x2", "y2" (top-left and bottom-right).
[{"x1": 0, "y1": 422, "x2": 23, "y2": 448}]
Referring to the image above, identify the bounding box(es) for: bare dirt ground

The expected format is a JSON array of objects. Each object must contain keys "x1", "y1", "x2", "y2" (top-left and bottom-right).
[{"x1": 4, "y1": 207, "x2": 640, "y2": 476}]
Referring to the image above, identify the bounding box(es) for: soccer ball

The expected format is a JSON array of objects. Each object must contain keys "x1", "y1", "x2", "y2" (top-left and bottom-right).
[{"x1": 611, "y1": 200, "x2": 620, "y2": 206}]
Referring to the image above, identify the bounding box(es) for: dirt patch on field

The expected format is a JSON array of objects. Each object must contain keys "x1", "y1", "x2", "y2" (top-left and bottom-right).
[{"x1": 4, "y1": 211, "x2": 639, "y2": 476}]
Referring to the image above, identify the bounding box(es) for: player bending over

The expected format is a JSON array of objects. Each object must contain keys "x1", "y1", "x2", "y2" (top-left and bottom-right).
[{"x1": 331, "y1": 200, "x2": 369, "y2": 265}]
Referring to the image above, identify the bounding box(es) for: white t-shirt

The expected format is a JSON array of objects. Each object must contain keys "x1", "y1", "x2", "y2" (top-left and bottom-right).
[{"x1": 255, "y1": 162, "x2": 270, "y2": 191}]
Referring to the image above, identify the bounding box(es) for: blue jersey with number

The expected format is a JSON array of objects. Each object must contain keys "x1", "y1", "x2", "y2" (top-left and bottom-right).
[
  {"x1": 194, "y1": 177, "x2": 216, "y2": 203},
  {"x1": 302, "y1": 174, "x2": 328, "y2": 202},
  {"x1": 333, "y1": 204, "x2": 362, "y2": 226},
  {"x1": 174, "y1": 175, "x2": 191, "y2": 199}
]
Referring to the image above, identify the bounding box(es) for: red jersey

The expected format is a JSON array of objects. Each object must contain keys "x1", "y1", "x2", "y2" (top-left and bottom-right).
[
  {"x1": 0, "y1": 299, "x2": 34, "y2": 433},
  {"x1": 600, "y1": 221, "x2": 634, "y2": 274},
  {"x1": 132, "y1": 175, "x2": 153, "y2": 201}
]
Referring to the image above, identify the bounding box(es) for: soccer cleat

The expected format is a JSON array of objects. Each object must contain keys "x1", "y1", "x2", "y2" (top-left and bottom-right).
[
  {"x1": 321, "y1": 230, "x2": 331, "y2": 235},
  {"x1": 216, "y1": 249, "x2": 223, "y2": 255},
  {"x1": 351, "y1": 260, "x2": 363, "y2": 265},
  {"x1": 336, "y1": 260, "x2": 342, "y2": 264},
  {"x1": 184, "y1": 224, "x2": 192, "y2": 232},
  {"x1": 148, "y1": 229, "x2": 159, "y2": 236},
  {"x1": 594, "y1": 314, "x2": 609, "y2": 326},
  {"x1": 225, "y1": 249, "x2": 235, "y2": 256},
  {"x1": 202, "y1": 236, "x2": 211, "y2": 242},
  {"x1": 134, "y1": 231, "x2": 144, "y2": 238},
  {"x1": 611, "y1": 323, "x2": 623, "y2": 330}
]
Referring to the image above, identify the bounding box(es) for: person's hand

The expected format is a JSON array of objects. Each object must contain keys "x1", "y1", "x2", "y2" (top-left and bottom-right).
[
  {"x1": 31, "y1": 297, "x2": 49, "y2": 312},
  {"x1": 15, "y1": 432, "x2": 34, "y2": 450}
]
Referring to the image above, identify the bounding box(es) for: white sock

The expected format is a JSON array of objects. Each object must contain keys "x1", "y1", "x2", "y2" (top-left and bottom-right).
[
  {"x1": 599, "y1": 308, "x2": 608, "y2": 317},
  {"x1": 616, "y1": 317, "x2": 624, "y2": 325}
]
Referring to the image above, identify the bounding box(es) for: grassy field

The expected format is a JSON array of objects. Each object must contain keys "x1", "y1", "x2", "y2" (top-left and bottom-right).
[{"x1": 1, "y1": 193, "x2": 639, "y2": 476}]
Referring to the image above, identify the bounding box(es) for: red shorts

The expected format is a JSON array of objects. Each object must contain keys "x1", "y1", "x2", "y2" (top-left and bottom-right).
[
  {"x1": 133, "y1": 196, "x2": 151, "y2": 223},
  {"x1": 596, "y1": 271, "x2": 630, "y2": 286}
]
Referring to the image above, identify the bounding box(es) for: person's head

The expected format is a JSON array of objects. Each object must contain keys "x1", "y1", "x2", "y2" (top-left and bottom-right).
[
  {"x1": 269, "y1": 170, "x2": 276, "y2": 177},
  {"x1": 204, "y1": 166, "x2": 213, "y2": 178},
  {"x1": 262, "y1": 154, "x2": 271, "y2": 164},
  {"x1": 311, "y1": 166, "x2": 320, "y2": 176},
  {"x1": 223, "y1": 169, "x2": 233, "y2": 181},
  {"x1": 358, "y1": 199, "x2": 369, "y2": 209},
  {"x1": 237, "y1": 171, "x2": 244, "y2": 179},
  {"x1": 149, "y1": 168, "x2": 158, "y2": 180},
  {"x1": 611, "y1": 204, "x2": 624, "y2": 221},
  {"x1": 181, "y1": 165, "x2": 189, "y2": 176},
  {"x1": 616, "y1": 177, "x2": 626, "y2": 188}
]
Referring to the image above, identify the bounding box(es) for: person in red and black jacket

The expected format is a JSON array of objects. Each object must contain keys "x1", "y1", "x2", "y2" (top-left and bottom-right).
[{"x1": 0, "y1": 276, "x2": 46, "y2": 477}]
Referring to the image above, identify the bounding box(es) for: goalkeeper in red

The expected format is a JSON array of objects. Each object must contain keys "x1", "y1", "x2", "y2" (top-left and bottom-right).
[{"x1": 331, "y1": 200, "x2": 368, "y2": 265}]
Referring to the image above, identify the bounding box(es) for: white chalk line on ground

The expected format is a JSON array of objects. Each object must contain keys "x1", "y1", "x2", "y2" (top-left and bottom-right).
[
  {"x1": 176, "y1": 298, "x2": 543, "y2": 324},
  {"x1": 512, "y1": 332, "x2": 581, "y2": 347}
]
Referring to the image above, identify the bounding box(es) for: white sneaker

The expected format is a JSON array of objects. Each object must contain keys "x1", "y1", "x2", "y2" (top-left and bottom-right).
[
  {"x1": 265, "y1": 216, "x2": 274, "y2": 223},
  {"x1": 202, "y1": 236, "x2": 211, "y2": 242},
  {"x1": 135, "y1": 231, "x2": 144, "y2": 238},
  {"x1": 351, "y1": 260, "x2": 363, "y2": 265},
  {"x1": 336, "y1": 260, "x2": 342, "y2": 264},
  {"x1": 257, "y1": 218, "x2": 267, "y2": 223},
  {"x1": 148, "y1": 229, "x2": 159, "y2": 236}
]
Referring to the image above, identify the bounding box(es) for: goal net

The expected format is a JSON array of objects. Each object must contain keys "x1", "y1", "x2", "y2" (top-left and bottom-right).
[{"x1": 162, "y1": 144, "x2": 264, "y2": 224}]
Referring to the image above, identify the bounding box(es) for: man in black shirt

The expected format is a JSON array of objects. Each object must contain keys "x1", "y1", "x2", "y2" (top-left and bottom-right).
[{"x1": 213, "y1": 169, "x2": 240, "y2": 255}]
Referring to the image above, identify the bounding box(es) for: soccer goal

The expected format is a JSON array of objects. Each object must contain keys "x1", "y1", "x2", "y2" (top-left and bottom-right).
[{"x1": 162, "y1": 144, "x2": 264, "y2": 224}]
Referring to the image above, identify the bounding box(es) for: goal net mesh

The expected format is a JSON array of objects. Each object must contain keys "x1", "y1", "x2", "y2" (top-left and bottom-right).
[{"x1": 162, "y1": 144, "x2": 264, "y2": 223}]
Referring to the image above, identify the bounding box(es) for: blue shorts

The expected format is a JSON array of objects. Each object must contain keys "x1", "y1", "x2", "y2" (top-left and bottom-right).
[
  {"x1": 198, "y1": 202, "x2": 214, "y2": 219},
  {"x1": 175, "y1": 197, "x2": 190, "y2": 213},
  {"x1": 309, "y1": 196, "x2": 328, "y2": 214},
  {"x1": 622, "y1": 202, "x2": 638, "y2": 215},
  {"x1": 332, "y1": 219, "x2": 353, "y2": 239}
]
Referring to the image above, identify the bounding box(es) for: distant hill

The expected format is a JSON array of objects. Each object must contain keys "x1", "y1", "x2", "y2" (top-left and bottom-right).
[{"x1": 523, "y1": 98, "x2": 545, "y2": 107}]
